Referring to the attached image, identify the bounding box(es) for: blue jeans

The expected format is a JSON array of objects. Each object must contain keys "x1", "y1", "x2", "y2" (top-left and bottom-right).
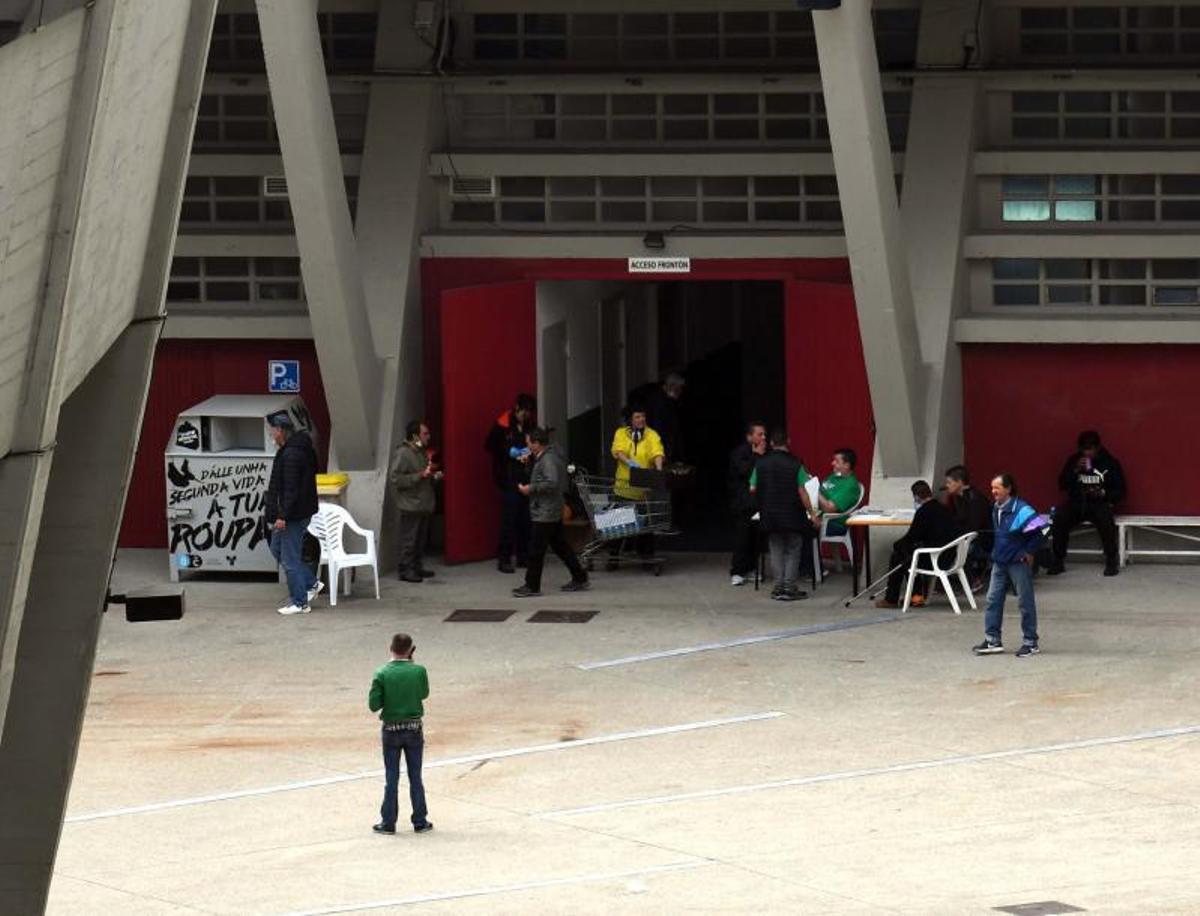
[
  {"x1": 269, "y1": 519, "x2": 316, "y2": 607},
  {"x1": 380, "y1": 727, "x2": 429, "y2": 829},
  {"x1": 984, "y1": 559, "x2": 1038, "y2": 646}
]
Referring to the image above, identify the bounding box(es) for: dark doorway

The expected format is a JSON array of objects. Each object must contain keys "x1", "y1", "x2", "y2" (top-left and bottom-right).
[{"x1": 648, "y1": 281, "x2": 786, "y2": 551}]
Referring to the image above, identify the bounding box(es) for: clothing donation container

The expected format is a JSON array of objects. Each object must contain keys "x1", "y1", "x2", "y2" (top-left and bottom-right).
[{"x1": 165, "y1": 395, "x2": 315, "y2": 579}]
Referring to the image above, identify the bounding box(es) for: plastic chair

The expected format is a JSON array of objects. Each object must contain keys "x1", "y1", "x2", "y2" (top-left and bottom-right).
[
  {"x1": 804, "y1": 476, "x2": 823, "y2": 588},
  {"x1": 902, "y1": 531, "x2": 978, "y2": 615},
  {"x1": 819, "y1": 480, "x2": 865, "y2": 573},
  {"x1": 307, "y1": 502, "x2": 380, "y2": 605}
]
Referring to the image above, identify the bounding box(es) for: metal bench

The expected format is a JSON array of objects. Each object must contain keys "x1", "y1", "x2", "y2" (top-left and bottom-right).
[{"x1": 1118, "y1": 516, "x2": 1200, "y2": 567}]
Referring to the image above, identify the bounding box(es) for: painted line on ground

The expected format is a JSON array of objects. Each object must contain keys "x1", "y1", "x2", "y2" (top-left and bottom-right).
[
  {"x1": 577, "y1": 613, "x2": 907, "y2": 670},
  {"x1": 277, "y1": 860, "x2": 709, "y2": 915},
  {"x1": 541, "y1": 723, "x2": 1200, "y2": 817},
  {"x1": 65, "y1": 712, "x2": 784, "y2": 824}
]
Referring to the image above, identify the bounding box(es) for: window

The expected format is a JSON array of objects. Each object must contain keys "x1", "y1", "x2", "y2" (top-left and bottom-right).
[
  {"x1": 1017, "y1": 5, "x2": 1200, "y2": 61},
  {"x1": 1000, "y1": 174, "x2": 1200, "y2": 223},
  {"x1": 450, "y1": 90, "x2": 911, "y2": 150},
  {"x1": 463, "y1": 9, "x2": 916, "y2": 69},
  {"x1": 1005, "y1": 90, "x2": 1200, "y2": 144},
  {"x1": 990, "y1": 258, "x2": 1200, "y2": 307},
  {"x1": 448, "y1": 174, "x2": 846, "y2": 227},
  {"x1": 193, "y1": 92, "x2": 368, "y2": 153},
  {"x1": 206, "y1": 12, "x2": 378, "y2": 73},
  {"x1": 168, "y1": 257, "x2": 304, "y2": 305},
  {"x1": 179, "y1": 176, "x2": 359, "y2": 228}
]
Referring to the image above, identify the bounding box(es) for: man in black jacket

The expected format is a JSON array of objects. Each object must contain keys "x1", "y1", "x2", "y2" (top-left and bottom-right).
[
  {"x1": 876, "y1": 480, "x2": 962, "y2": 608},
  {"x1": 749, "y1": 428, "x2": 815, "y2": 601},
  {"x1": 728, "y1": 421, "x2": 767, "y2": 586},
  {"x1": 265, "y1": 414, "x2": 320, "y2": 615},
  {"x1": 943, "y1": 465, "x2": 992, "y2": 589},
  {"x1": 1049, "y1": 429, "x2": 1127, "y2": 577},
  {"x1": 484, "y1": 394, "x2": 536, "y2": 574}
]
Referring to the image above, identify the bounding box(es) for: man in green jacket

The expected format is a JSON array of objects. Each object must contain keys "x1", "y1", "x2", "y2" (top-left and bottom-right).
[
  {"x1": 389, "y1": 420, "x2": 441, "y2": 583},
  {"x1": 368, "y1": 632, "x2": 433, "y2": 835}
]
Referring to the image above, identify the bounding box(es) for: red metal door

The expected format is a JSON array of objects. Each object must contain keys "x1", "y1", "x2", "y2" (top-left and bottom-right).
[
  {"x1": 440, "y1": 281, "x2": 536, "y2": 563},
  {"x1": 784, "y1": 280, "x2": 875, "y2": 487}
]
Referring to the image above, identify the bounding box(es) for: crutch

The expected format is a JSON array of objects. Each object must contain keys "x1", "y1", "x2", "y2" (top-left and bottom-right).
[{"x1": 844, "y1": 563, "x2": 905, "y2": 607}]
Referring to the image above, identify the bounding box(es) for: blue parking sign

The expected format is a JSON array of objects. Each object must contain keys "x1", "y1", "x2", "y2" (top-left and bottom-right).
[{"x1": 268, "y1": 360, "x2": 300, "y2": 393}]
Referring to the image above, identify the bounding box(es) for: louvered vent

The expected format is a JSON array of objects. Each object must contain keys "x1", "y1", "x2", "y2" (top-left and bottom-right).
[
  {"x1": 449, "y1": 176, "x2": 495, "y2": 199},
  {"x1": 262, "y1": 175, "x2": 289, "y2": 198}
]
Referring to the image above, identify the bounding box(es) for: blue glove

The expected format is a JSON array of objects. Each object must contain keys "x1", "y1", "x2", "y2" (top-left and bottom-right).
[{"x1": 509, "y1": 446, "x2": 530, "y2": 460}]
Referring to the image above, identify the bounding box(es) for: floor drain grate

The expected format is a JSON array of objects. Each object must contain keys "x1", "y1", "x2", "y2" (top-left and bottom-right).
[
  {"x1": 445, "y1": 609, "x2": 515, "y2": 622},
  {"x1": 994, "y1": 902, "x2": 1086, "y2": 915},
  {"x1": 528, "y1": 610, "x2": 598, "y2": 624}
]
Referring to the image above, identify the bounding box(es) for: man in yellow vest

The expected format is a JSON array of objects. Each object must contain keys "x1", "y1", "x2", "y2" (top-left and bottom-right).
[{"x1": 608, "y1": 405, "x2": 665, "y2": 568}]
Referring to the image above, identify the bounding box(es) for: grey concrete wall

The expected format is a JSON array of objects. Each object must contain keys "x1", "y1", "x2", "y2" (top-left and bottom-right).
[{"x1": 0, "y1": 9, "x2": 85, "y2": 457}]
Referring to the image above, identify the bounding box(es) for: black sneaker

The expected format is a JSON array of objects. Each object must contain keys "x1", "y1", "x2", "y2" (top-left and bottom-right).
[
  {"x1": 372, "y1": 823, "x2": 395, "y2": 835},
  {"x1": 972, "y1": 639, "x2": 1004, "y2": 655},
  {"x1": 560, "y1": 579, "x2": 590, "y2": 592},
  {"x1": 417, "y1": 569, "x2": 435, "y2": 578},
  {"x1": 1015, "y1": 643, "x2": 1040, "y2": 658},
  {"x1": 413, "y1": 821, "x2": 434, "y2": 833},
  {"x1": 511, "y1": 585, "x2": 541, "y2": 597},
  {"x1": 498, "y1": 562, "x2": 515, "y2": 574},
  {"x1": 1045, "y1": 562, "x2": 1065, "y2": 576},
  {"x1": 1103, "y1": 563, "x2": 1119, "y2": 577}
]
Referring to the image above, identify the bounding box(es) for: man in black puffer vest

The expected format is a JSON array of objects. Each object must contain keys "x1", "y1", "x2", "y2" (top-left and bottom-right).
[
  {"x1": 264, "y1": 414, "x2": 320, "y2": 615},
  {"x1": 750, "y1": 428, "x2": 816, "y2": 601}
]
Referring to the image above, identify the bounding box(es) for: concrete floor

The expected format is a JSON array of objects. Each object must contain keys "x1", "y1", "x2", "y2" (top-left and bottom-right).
[{"x1": 48, "y1": 548, "x2": 1200, "y2": 915}]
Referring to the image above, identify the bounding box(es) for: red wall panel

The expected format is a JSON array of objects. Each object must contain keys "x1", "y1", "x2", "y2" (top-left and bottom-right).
[
  {"x1": 119, "y1": 340, "x2": 330, "y2": 548},
  {"x1": 786, "y1": 280, "x2": 875, "y2": 486},
  {"x1": 440, "y1": 281, "x2": 536, "y2": 563},
  {"x1": 962, "y1": 343, "x2": 1200, "y2": 515}
]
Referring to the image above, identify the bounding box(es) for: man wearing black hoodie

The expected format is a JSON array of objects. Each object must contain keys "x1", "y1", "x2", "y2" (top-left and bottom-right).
[
  {"x1": 265, "y1": 414, "x2": 320, "y2": 615},
  {"x1": 1049, "y1": 429, "x2": 1126, "y2": 577},
  {"x1": 485, "y1": 394, "x2": 536, "y2": 574}
]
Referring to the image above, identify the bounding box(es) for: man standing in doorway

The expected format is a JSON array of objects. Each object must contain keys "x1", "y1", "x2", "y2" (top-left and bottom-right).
[
  {"x1": 389, "y1": 420, "x2": 442, "y2": 583},
  {"x1": 485, "y1": 394, "x2": 536, "y2": 574},
  {"x1": 512, "y1": 428, "x2": 589, "y2": 597},
  {"x1": 749, "y1": 428, "x2": 815, "y2": 601},
  {"x1": 609, "y1": 405, "x2": 666, "y2": 568},
  {"x1": 1049, "y1": 430, "x2": 1126, "y2": 577},
  {"x1": 368, "y1": 632, "x2": 433, "y2": 835},
  {"x1": 629, "y1": 372, "x2": 686, "y2": 460},
  {"x1": 265, "y1": 414, "x2": 321, "y2": 616},
  {"x1": 728, "y1": 421, "x2": 767, "y2": 586}
]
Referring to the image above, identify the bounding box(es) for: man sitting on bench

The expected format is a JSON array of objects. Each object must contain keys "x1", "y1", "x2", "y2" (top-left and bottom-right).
[
  {"x1": 876, "y1": 480, "x2": 962, "y2": 609},
  {"x1": 1048, "y1": 429, "x2": 1126, "y2": 578}
]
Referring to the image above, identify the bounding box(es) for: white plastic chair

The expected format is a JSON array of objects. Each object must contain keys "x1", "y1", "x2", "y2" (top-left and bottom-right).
[
  {"x1": 804, "y1": 475, "x2": 823, "y2": 588},
  {"x1": 902, "y1": 531, "x2": 978, "y2": 614},
  {"x1": 307, "y1": 502, "x2": 380, "y2": 606},
  {"x1": 818, "y1": 480, "x2": 865, "y2": 573}
]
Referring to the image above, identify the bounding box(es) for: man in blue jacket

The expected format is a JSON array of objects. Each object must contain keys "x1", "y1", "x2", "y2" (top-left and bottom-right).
[{"x1": 973, "y1": 473, "x2": 1042, "y2": 658}]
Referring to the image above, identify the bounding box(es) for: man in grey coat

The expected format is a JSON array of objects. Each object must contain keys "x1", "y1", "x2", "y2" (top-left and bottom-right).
[
  {"x1": 512, "y1": 428, "x2": 589, "y2": 597},
  {"x1": 389, "y1": 420, "x2": 441, "y2": 583}
]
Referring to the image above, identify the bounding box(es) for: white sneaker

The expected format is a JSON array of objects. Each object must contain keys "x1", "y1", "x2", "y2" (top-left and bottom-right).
[
  {"x1": 730, "y1": 574, "x2": 746, "y2": 586},
  {"x1": 307, "y1": 580, "x2": 325, "y2": 603},
  {"x1": 277, "y1": 603, "x2": 311, "y2": 616}
]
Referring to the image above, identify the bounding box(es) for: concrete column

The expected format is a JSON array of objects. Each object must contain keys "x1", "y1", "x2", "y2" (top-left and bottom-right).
[
  {"x1": 812, "y1": 2, "x2": 922, "y2": 476},
  {"x1": 901, "y1": 79, "x2": 980, "y2": 481},
  {"x1": 256, "y1": 0, "x2": 381, "y2": 469},
  {"x1": 0, "y1": 322, "x2": 160, "y2": 913},
  {"x1": 345, "y1": 0, "x2": 442, "y2": 559}
]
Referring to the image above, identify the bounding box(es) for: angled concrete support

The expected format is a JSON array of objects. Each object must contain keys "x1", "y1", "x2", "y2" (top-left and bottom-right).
[
  {"x1": 813, "y1": 2, "x2": 922, "y2": 476},
  {"x1": 901, "y1": 78, "x2": 981, "y2": 481},
  {"x1": 256, "y1": 0, "x2": 381, "y2": 469},
  {"x1": 0, "y1": 2, "x2": 216, "y2": 908}
]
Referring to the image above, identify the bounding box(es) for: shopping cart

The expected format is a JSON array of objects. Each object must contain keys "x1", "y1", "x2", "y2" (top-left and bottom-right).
[{"x1": 570, "y1": 468, "x2": 673, "y2": 575}]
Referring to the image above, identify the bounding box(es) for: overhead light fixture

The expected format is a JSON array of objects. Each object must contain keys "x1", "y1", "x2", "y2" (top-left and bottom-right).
[
  {"x1": 107, "y1": 587, "x2": 186, "y2": 622},
  {"x1": 796, "y1": 0, "x2": 841, "y2": 9},
  {"x1": 642, "y1": 231, "x2": 666, "y2": 250}
]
